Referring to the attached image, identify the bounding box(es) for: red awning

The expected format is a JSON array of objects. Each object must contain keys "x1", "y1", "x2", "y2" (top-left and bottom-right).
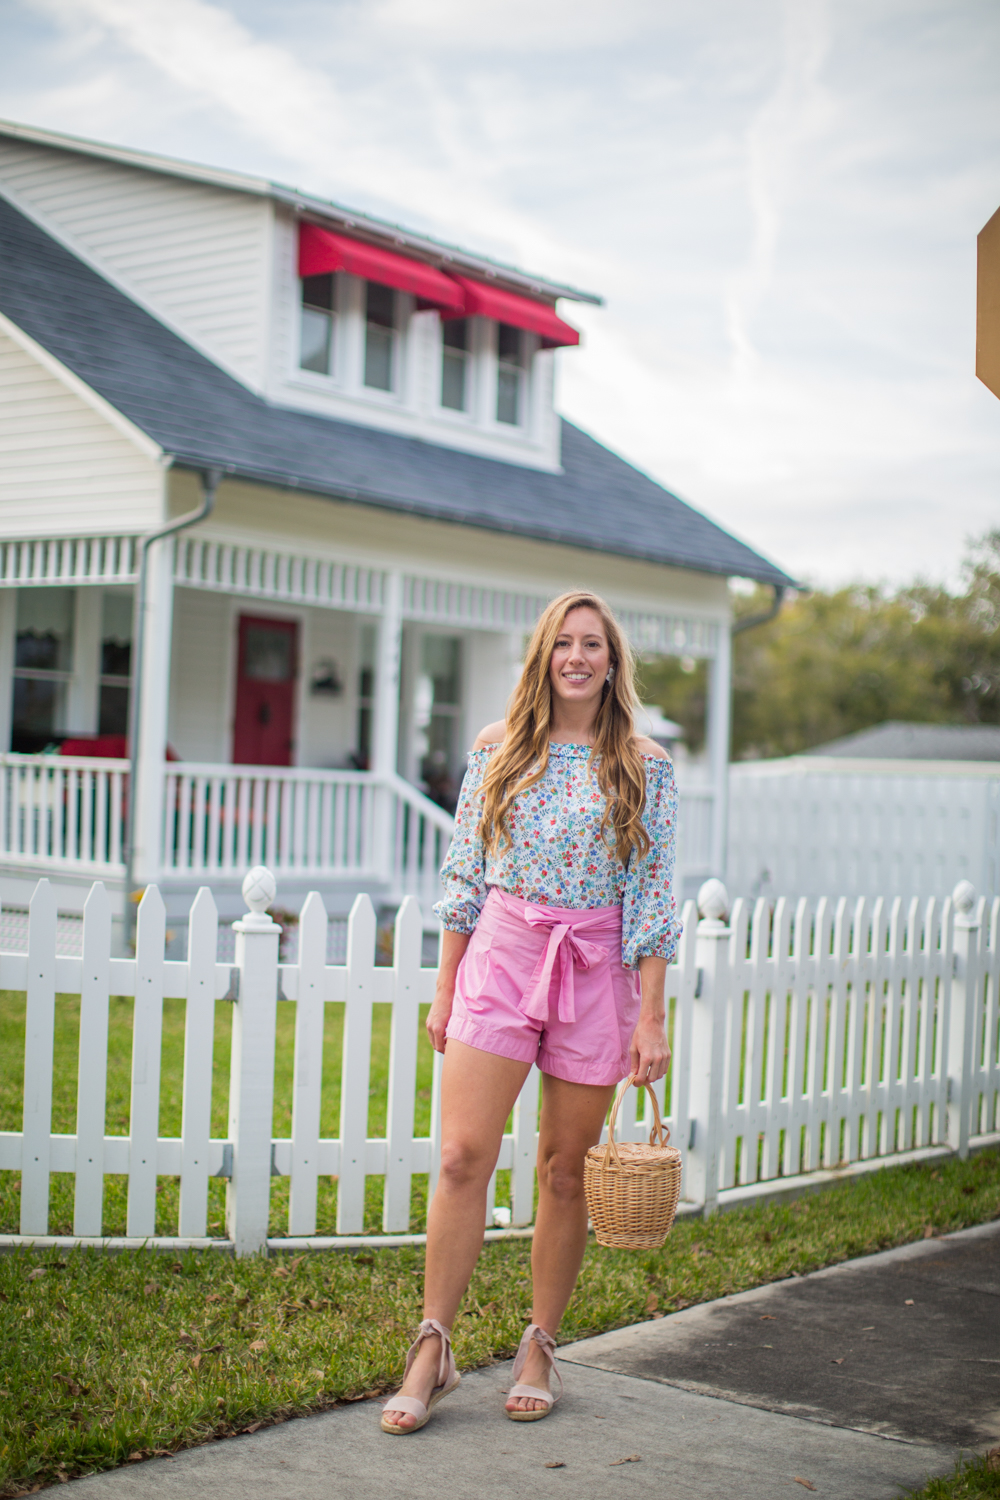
[
  {"x1": 448, "y1": 276, "x2": 580, "y2": 348},
  {"x1": 298, "y1": 223, "x2": 465, "y2": 314}
]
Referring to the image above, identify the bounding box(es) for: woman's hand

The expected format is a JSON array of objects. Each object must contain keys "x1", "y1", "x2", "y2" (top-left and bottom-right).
[
  {"x1": 426, "y1": 930, "x2": 472, "y2": 1054},
  {"x1": 426, "y1": 983, "x2": 454, "y2": 1054},
  {"x1": 628, "y1": 1012, "x2": 671, "y2": 1083},
  {"x1": 630, "y1": 954, "x2": 671, "y2": 1083}
]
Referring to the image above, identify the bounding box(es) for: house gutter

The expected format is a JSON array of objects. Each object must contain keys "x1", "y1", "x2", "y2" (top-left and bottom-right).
[{"x1": 123, "y1": 467, "x2": 222, "y2": 944}]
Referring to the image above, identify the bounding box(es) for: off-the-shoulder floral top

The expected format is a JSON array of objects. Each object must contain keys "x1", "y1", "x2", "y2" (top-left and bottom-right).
[{"x1": 433, "y1": 742, "x2": 680, "y2": 968}]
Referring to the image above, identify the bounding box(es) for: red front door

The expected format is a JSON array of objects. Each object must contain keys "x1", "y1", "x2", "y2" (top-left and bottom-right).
[{"x1": 232, "y1": 615, "x2": 298, "y2": 766}]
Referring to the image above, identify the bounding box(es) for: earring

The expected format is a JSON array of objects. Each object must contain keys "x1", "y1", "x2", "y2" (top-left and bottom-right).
[{"x1": 606, "y1": 667, "x2": 615, "y2": 683}]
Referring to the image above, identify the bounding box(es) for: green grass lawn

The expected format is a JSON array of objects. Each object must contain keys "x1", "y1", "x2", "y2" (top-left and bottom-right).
[
  {"x1": 908, "y1": 1450, "x2": 1000, "y2": 1499},
  {"x1": 1, "y1": 1147, "x2": 998, "y2": 1497}
]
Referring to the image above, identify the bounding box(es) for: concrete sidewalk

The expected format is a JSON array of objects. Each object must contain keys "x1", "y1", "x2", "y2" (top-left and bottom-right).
[{"x1": 68, "y1": 1221, "x2": 1000, "y2": 1500}]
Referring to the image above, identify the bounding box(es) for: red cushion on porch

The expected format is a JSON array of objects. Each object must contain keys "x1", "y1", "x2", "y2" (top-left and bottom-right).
[
  {"x1": 298, "y1": 223, "x2": 466, "y2": 313},
  {"x1": 446, "y1": 276, "x2": 580, "y2": 348},
  {"x1": 59, "y1": 735, "x2": 127, "y2": 759}
]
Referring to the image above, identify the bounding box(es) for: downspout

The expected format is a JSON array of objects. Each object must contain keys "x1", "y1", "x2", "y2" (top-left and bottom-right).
[
  {"x1": 123, "y1": 467, "x2": 222, "y2": 945},
  {"x1": 731, "y1": 584, "x2": 787, "y2": 636}
]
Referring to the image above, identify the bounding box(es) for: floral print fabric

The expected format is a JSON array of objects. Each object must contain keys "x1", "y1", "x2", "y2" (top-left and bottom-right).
[{"x1": 433, "y1": 742, "x2": 680, "y2": 967}]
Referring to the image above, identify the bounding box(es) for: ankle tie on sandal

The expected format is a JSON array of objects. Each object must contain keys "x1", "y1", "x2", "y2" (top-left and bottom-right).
[
  {"x1": 404, "y1": 1318, "x2": 454, "y2": 1392},
  {"x1": 507, "y1": 1323, "x2": 564, "y2": 1412}
]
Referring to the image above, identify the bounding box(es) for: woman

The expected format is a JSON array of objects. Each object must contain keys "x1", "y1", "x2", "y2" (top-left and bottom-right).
[{"x1": 381, "y1": 591, "x2": 679, "y2": 1434}]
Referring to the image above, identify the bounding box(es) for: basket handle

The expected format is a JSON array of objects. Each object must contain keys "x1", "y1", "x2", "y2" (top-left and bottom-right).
[{"x1": 602, "y1": 1073, "x2": 671, "y2": 1169}]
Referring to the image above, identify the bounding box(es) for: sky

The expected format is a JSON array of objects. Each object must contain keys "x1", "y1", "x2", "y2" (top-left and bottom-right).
[{"x1": 1, "y1": 0, "x2": 999, "y2": 590}]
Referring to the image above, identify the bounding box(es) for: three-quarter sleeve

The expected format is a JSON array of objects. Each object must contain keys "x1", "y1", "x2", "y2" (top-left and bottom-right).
[
  {"x1": 432, "y1": 747, "x2": 492, "y2": 933},
  {"x1": 621, "y1": 757, "x2": 681, "y2": 967}
]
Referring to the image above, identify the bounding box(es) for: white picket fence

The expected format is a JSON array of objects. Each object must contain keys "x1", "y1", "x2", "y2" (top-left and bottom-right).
[{"x1": 1, "y1": 871, "x2": 998, "y2": 1256}]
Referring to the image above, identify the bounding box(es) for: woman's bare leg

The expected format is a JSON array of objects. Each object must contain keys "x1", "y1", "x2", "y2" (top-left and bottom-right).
[
  {"x1": 505, "y1": 1074, "x2": 614, "y2": 1414},
  {"x1": 383, "y1": 1039, "x2": 530, "y2": 1429}
]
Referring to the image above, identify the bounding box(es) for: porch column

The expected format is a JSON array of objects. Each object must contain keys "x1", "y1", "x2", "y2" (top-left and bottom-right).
[
  {"x1": 704, "y1": 619, "x2": 732, "y2": 879},
  {"x1": 131, "y1": 539, "x2": 174, "y2": 889},
  {"x1": 0, "y1": 590, "x2": 16, "y2": 751},
  {"x1": 372, "y1": 570, "x2": 403, "y2": 779}
]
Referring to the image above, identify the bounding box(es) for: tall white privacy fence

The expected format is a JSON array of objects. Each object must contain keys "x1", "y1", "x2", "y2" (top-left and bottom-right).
[{"x1": 2, "y1": 871, "x2": 998, "y2": 1256}]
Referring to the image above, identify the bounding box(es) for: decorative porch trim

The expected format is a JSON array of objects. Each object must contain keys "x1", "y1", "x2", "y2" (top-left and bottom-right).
[
  {"x1": 402, "y1": 574, "x2": 548, "y2": 631},
  {"x1": 0, "y1": 535, "x2": 138, "y2": 587},
  {"x1": 0, "y1": 532, "x2": 724, "y2": 657},
  {"x1": 615, "y1": 608, "x2": 720, "y2": 658},
  {"x1": 173, "y1": 536, "x2": 386, "y2": 612}
]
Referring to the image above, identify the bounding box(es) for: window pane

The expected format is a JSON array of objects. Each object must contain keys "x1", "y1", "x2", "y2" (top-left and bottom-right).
[
  {"x1": 99, "y1": 682, "x2": 129, "y2": 736},
  {"x1": 101, "y1": 590, "x2": 132, "y2": 678},
  {"x1": 421, "y1": 635, "x2": 461, "y2": 706},
  {"x1": 366, "y1": 282, "x2": 395, "y2": 328},
  {"x1": 365, "y1": 323, "x2": 393, "y2": 390},
  {"x1": 15, "y1": 587, "x2": 74, "y2": 672},
  {"x1": 497, "y1": 367, "x2": 520, "y2": 425},
  {"x1": 243, "y1": 626, "x2": 293, "y2": 682},
  {"x1": 443, "y1": 318, "x2": 468, "y2": 351},
  {"x1": 441, "y1": 348, "x2": 466, "y2": 410},
  {"x1": 498, "y1": 323, "x2": 522, "y2": 363},
  {"x1": 302, "y1": 274, "x2": 334, "y2": 311},
  {"x1": 300, "y1": 306, "x2": 333, "y2": 374},
  {"x1": 11, "y1": 677, "x2": 64, "y2": 753}
]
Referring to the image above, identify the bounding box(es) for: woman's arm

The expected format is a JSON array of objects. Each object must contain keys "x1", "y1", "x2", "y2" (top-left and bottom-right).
[
  {"x1": 426, "y1": 929, "x2": 472, "y2": 1053},
  {"x1": 629, "y1": 955, "x2": 671, "y2": 1082}
]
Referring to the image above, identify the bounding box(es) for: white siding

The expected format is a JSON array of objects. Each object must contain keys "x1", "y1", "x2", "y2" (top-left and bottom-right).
[
  {"x1": 168, "y1": 588, "x2": 231, "y2": 763},
  {"x1": 297, "y1": 609, "x2": 360, "y2": 768},
  {"x1": 0, "y1": 140, "x2": 270, "y2": 389},
  {"x1": 0, "y1": 327, "x2": 162, "y2": 536}
]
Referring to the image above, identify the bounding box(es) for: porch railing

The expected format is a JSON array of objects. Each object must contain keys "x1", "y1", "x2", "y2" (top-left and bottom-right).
[
  {"x1": 161, "y1": 763, "x2": 454, "y2": 907},
  {"x1": 0, "y1": 753, "x2": 128, "y2": 876}
]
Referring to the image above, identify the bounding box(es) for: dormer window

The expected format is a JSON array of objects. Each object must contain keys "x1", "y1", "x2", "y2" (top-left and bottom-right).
[
  {"x1": 364, "y1": 282, "x2": 396, "y2": 392},
  {"x1": 441, "y1": 319, "x2": 470, "y2": 411},
  {"x1": 496, "y1": 324, "x2": 525, "y2": 425},
  {"x1": 299, "y1": 274, "x2": 335, "y2": 375}
]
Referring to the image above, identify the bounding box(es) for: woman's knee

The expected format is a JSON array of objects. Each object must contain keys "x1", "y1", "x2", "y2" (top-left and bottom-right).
[
  {"x1": 537, "y1": 1149, "x2": 586, "y2": 1203},
  {"x1": 437, "y1": 1136, "x2": 495, "y2": 1191}
]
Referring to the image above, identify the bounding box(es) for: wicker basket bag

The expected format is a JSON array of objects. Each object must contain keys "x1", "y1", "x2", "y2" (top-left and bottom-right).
[{"x1": 584, "y1": 1074, "x2": 683, "y2": 1249}]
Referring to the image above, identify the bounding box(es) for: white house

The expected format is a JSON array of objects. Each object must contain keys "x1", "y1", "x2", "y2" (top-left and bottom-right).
[{"x1": 0, "y1": 119, "x2": 792, "y2": 938}]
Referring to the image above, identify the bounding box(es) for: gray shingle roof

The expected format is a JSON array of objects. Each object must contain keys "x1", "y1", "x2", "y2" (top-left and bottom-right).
[
  {"x1": 805, "y1": 721, "x2": 1000, "y2": 762},
  {"x1": 0, "y1": 194, "x2": 794, "y2": 587}
]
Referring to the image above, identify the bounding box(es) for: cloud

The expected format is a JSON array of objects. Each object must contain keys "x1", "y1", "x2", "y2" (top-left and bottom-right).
[
  {"x1": 726, "y1": 0, "x2": 833, "y2": 380},
  {"x1": 9, "y1": 0, "x2": 1000, "y2": 588}
]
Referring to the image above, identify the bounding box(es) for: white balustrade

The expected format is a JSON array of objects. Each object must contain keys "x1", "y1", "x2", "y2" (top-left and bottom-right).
[
  {"x1": 1, "y1": 868, "x2": 998, "y2": 1257},
  {"x1": 0, "y1": 754, "x2": 128, "y2": 874},
  {"x1": 160, "y1": 764, "x2": 454, "y2": 904}
]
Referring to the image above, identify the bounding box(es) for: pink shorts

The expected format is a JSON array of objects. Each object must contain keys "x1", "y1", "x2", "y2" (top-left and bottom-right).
[{"x1": 445, "y1": 887, "x2": 641, "y2": 1086}]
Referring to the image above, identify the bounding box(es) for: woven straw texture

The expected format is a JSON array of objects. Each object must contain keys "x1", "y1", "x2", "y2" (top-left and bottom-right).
[{"x1": 584, "y1": 1075, "x2": 683, "y2": 1249}]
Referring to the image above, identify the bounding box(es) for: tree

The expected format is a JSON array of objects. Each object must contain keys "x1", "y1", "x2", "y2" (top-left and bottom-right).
[{"x1": 640, "y1": 533, "x2": 1000, "y2": 761}]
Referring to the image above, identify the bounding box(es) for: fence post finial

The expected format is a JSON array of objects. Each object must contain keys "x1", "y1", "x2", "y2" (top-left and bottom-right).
[
  {"x1": 697, "y1": 878, "x2": 729, "y2": 927},
  {"x1": 952, "y1": 879, "x2": 976, "y2": 920},
  {"x1": 227, "y1": 867, "x2": 281, "y2": 1257},
  {"x1": 242, "y1": 865, "x2": 278, "y2": 928}
]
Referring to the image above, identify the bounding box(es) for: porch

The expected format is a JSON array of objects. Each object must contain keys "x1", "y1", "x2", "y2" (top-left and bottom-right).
[{"x1": 0, "y1": 513, "x2": 730, "y2": 933}]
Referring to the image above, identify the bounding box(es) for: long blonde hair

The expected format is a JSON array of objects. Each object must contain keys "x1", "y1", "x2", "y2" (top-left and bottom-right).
[{"x1": 478, "y1": 591, "x2": 650, "y2": 865}]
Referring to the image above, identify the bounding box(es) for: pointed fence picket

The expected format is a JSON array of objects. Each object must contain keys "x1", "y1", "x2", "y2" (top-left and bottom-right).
[
  {"x1": 0, "y1": 872, "x2": 998, "y2": 1257},
  {"x1": 73, "y1": 881, "x2": 111, "y2": 1236}
]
